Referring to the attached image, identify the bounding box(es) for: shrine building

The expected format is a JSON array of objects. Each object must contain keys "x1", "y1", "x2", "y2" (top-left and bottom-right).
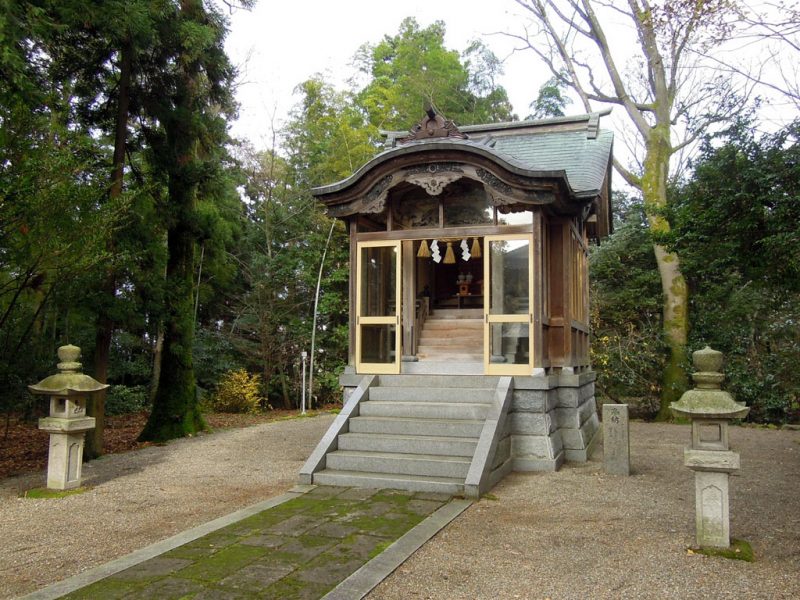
[{"x1": 300, "y1": 110, "x2": 613, "y2": 497}]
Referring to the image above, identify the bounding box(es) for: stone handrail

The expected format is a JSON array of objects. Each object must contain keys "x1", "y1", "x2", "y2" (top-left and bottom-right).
[
  {"x1": 298, "y1": 375, "x2": 376, "y2": 484},
  {"x1": 464, "y1": 376, "x2": 513, "y2": 499}
]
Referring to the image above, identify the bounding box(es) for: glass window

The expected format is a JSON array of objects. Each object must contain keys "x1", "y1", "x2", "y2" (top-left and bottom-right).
[
  {"x1": 359, "y1": 246, "x2": 397, "y2": 317},
  {"x1": 489, "y1": 323, "x2": 530, "y2": 364},
  {"x1": 488, "y1": 239, "x2": 530, "y2": 315},
  {"x1": 360, "y1": 324, "x2": 397, "y2": 364}
]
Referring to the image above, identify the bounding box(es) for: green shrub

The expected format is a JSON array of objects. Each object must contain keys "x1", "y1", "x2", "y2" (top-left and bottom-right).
[
  {"x1": 211, "y1": 369, "x2": 265, "y2": 414},
  {"x1": 105, "y1": 385, "x2": 149, "y2": 415}
]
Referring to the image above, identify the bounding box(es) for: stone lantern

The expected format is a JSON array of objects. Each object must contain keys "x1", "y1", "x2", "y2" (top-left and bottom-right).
[
  {"x1": 670, "y1": 346, "x2": 749, "y2": 549},
  {"x1": 29, "y1": 345, "x2": 108, "y2": 490}
]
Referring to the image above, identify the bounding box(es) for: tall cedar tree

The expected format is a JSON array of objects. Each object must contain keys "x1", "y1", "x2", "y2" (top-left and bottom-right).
[{"x1": 139, "y1": 0, "x2": 238, "y2": 442}]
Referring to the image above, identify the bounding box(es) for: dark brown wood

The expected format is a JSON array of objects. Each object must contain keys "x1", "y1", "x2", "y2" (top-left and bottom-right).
[
  {"x1": 348, "y1": 219, "x2": 357, "y2": 366},
  {"x1": 357, "y1": 224, "x2": 532, "y2": 242}
]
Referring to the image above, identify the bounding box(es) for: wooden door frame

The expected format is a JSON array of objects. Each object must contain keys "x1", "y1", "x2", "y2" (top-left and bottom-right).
[
  {"x1": 355, "y1": 240, "x2": 402, "y2": 374},
  {"x1": 483, "y1": 234, "x2": 534, "y2": 376}
]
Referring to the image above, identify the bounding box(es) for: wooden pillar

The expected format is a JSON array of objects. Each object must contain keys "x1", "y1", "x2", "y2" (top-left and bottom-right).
[
  {"x1": 348, "y1": 219, "x2": 357, "y2": 366},
  {"x1": 532, "y1": 210, "x2": 545, "y2": 370},
  {"x1": 401, "y1": 240, "x2": 415, "y2": 359},
  {"x1": 547, "y1": 219, "x2": 573, "y2": 370}
]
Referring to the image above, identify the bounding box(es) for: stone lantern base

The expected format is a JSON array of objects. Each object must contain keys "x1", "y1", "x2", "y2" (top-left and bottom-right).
[
  {"x1": 43, "y1": 430, "x2": 89, "y2": 490},
  {"x1": 39, "y1": 416, "x2": 95, "y2": 490}
]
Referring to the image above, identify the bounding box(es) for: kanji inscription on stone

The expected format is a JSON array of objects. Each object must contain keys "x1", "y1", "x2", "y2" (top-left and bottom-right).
[{"x1": 603, "y1": 404, "x2": 630, "y2": 476}]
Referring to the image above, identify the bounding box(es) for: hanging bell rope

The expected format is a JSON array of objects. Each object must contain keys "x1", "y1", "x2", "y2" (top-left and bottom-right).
[
  {"x1": 443, "y1": 241, "x2": 456, "y2": 264},
  {"x1": 417, "y1": 239, "x2": 430, "y2": 258},
  {"x1": 471, "y1": 237, "x2": 482, "y2": 259}
]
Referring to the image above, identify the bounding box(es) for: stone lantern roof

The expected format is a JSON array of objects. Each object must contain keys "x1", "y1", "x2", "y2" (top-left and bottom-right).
[
  {"x1": 28, "y1": 344, "x2": 109, "y2": 397},
  {"x1": 670, "y1": 346, "x2": 750, "y2": 420}
]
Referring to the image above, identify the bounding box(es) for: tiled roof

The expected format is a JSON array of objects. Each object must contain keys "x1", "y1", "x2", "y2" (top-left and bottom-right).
[
  {"x1": 488, "y1": 129, "x2": 613, "y2": 195},
  {"x1": 314, "y1": 112, "x2": 613, "y2": 200}
]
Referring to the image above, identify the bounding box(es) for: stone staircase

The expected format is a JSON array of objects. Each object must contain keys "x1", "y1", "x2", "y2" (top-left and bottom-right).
[
  {"x1": 301, "y1": 374, "x2": 513, "y2": 497},
  {"x1": 417, "y1": 308, "x2": 483, "y2": 363}
]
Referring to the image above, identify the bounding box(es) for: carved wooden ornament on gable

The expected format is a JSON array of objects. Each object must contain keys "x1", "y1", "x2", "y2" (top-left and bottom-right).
[{"x1": 397, "y1": 108, "x2": 468, "y2": 144}]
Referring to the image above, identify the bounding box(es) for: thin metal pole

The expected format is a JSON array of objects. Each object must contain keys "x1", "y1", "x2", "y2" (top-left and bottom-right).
[
  {"x1": 309, "y1": 220, "x2": 335, "y2": 407},
  {"x1": 301, "y1": 351, "x2": 307, "y2": 415}
]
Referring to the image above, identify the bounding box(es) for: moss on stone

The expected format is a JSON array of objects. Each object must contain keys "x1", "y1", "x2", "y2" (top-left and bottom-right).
[
  {"x1": 693, "y1": 538, "x2": 754, "y2": 562},
  {"x1": 63, "y1": 578, "x2": 139, "y2": 599},
  {"x1": 176, "y1": 543, "x2": 266, "y2": 582},
  {"x1": 23, "y1": 487, "x2": 90, "y2": 499}
]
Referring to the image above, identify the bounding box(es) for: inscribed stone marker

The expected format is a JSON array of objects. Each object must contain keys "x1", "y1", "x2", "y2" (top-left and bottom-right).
[{"x1": 603, "y1": 404, "x2": 630, "y2": 476}]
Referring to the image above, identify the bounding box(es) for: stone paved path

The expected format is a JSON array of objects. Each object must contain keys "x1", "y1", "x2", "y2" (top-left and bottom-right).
[{"x1": 58, "y1": 486, "x2": 451, "y2": 600}]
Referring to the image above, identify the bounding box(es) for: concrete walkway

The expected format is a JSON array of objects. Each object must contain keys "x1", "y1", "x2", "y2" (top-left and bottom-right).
[{"x1": 26, "y1": 486, "x2": 470, "y2": 600}]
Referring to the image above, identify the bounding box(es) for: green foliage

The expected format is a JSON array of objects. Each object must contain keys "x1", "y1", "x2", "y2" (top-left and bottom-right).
[
  {"x1": 105, "y1": 385, "x2": 149, "y2": 416},
  {"x1": 528, "y1": 75, "x2": 572, "y2": 119},
  {"x1": 212, "y1": 369, "x2": 265, "y2": 414},
  {"x1": 590, "y1": 205, "x2": 666, "y2": 413},
  {"x1": 669, "y1": 121, "x2": 800, "y2": 423},
  {"x1": 356, "y1": 18, "x2": 514, "y2": 129}
]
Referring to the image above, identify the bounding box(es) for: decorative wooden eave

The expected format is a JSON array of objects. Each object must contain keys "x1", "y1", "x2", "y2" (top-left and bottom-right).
[
  {"x1": 396, "y1": 108, "x2": 468, "y2": 144},
  {"x1": 312, "y1": 110, "x2": 614, "y2": 235},
  {"x1": 312, "y1": 142, "x2": 576, "y2": 218}
]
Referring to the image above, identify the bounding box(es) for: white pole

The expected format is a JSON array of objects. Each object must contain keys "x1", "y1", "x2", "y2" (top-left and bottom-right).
[
  {"x1": 309, "y1": 220, "x2": 335, "y2": 407},
  {"x1": 301, "y1": 351, "x2": 307, "y2": 415}
]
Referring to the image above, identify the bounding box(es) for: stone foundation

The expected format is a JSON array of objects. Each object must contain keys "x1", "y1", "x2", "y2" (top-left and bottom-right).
[{"x1": 338, "y1": 369, "x2": 600, "y2": 473}]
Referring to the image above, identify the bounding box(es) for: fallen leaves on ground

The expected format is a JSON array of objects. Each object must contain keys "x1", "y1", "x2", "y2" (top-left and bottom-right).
[{"x1": 0, "y1": 406, "x2": 337, "y2": 480}]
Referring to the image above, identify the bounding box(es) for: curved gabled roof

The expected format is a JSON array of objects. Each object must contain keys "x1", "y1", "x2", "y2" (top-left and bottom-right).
[
  {"x1": 312, "y1": 138, "x2": 574, "y2": 197},
  {"x1": 313, "y1": 111, "x2": 613, "y2": 202}
]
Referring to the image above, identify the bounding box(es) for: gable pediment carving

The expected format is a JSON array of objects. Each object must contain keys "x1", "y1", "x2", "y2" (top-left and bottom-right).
[{"x1": 397, "y1": 109, "x2": 468, "y2": 144}]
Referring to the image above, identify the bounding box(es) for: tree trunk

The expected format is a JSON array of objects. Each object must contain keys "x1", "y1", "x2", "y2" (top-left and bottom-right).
[
  {"x1": 87, "y1": 38, "x2": 132, "y2": 459},
  {"x1": 148, "y1": 325, "x2": 164, "y2": 405},
  {"x1": 139, "y1": 1, "x2": 206, "y2": 442},
  {"x1": 642, "y1": 127, "x2": 689, "y2": 419}
]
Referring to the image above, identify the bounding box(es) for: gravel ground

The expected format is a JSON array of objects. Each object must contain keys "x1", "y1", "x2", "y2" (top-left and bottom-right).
[
  {"x1": 369, "y1": 422, "x2": 800, "y2": 600},
  {"x1": 0, "y1": 414, "x2": 336, "y2": 599},
  {"x1": 1, "y1": 418, "x2": 797, "y2": 600}
]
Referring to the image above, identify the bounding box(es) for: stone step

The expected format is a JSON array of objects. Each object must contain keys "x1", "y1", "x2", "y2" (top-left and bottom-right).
[
  {"x1": 369, "y1": 386, "x2": 493, "y2": 404},
  {"x1": 348, "y1": 416, "x2": 484, "y2": 438},
  {"x1": 337, "y1": 432, "x2": 478, "y2": 457},
  {"x1": 359, "y1": 401, "x2": 490, "y2": 420},
  {"x1": 313, "y1": 470, "x2": 464, "y2": 495},
  {"x1": 326, "y1": 450, "x2": 471, "y2": 478},
  {"x1": 401, "y1": 361, "x2": 484, "y2": 375},
  {"x1": 377, "y1": 375, "x2": 498, "y2": 388}
]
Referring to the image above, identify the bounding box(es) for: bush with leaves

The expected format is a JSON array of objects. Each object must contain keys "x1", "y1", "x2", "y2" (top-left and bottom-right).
[
  {"x1": 589, "y1": 205, "x2": 666, "y2": 415},
  {"x1": 668, "y1": 121, "x2": 800, "y2": 423},
  {"x1": 211, "y1": 369, "x2": 265, "y2": 414},
  {"x1": 105, "y1": 385, "x2": 149, "y2": 416}
]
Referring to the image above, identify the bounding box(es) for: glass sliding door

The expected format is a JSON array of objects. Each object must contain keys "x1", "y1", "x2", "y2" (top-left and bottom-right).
[
  {"x1": 356, "y1": 241, "x2": 401, "y2": 374},
  {"x1": 484, "y1": 235, "x2": 534, "y2": 375}
]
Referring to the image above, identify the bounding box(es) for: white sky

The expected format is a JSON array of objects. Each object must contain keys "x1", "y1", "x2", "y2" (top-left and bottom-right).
[
  {"x1": 224, "y1": 0, "x2": 542, "y2": 149},
  {"x1": 223, "y1": 0, "x2": 796, "y2": 170}
]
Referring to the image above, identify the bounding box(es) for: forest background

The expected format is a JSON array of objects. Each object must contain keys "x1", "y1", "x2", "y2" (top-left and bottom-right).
[{"x1": 1, "y1": 1, "x2": 797, "y2": 455}]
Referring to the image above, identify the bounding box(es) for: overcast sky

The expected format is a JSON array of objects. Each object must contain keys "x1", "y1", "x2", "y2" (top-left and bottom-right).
[
  {"x1": 224, "y1": 0, "x2": 543, "y2": 149},
  {"x1": 223, "y1": 0, "x2": 794, "y2": 168}
]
